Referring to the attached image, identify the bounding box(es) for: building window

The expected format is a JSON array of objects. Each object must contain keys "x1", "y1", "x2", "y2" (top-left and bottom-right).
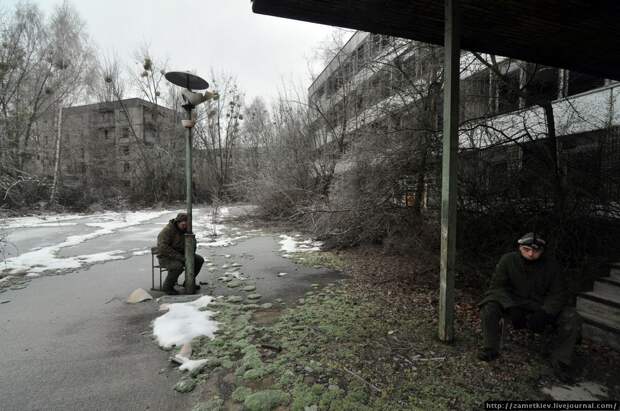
[
  {"x1": 123, "y1": 162, "x2": 131, "y2": 172},
  {"x1": 496, "y1": 70, "x2": 520, "y2": 114},
  {"x1": 371, "y1": 33, "x2": 382, "y2": 54},
  {"x1": 355, "y1": 42, "x2": 367, "y2": 68},
  {"x1": 316, "y1": 85, "x2": 324, "y2": 100},
  {"x1": 567, "y1": 71, "x2": 606, "y2": 97},
  {"x1": 525, "y1": 67, "x2": 559, "y2": 107},
  {"x1": 121, "y1": 146, "x2": 130, "y2": 156},
  {"x1": 104, "y1": 129, "x2": 109, "y2": 139}
]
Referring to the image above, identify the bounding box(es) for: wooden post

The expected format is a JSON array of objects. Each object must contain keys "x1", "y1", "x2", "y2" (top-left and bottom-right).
[{"x1": 438, "y1": 0, "x2": 460, "y2": 343}]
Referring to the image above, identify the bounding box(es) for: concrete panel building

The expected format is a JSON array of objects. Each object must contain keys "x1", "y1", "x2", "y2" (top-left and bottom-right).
[{"x1": 26, "y1": 98, "x2": 182, "y2": 198}]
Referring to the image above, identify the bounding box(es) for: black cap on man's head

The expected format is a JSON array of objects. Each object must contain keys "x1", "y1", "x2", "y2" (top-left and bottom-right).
[
  {"x1": 175, "y1": 212, "x2": 188, "y2": 223},
  {"x1": 517, "y1": 232, "x2": 546, "y2": 250}
]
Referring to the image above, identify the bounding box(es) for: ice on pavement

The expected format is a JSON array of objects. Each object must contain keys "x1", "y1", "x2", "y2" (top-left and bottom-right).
[
  {"x1": 279, "y1": 235, "x2": 322, "y2": 253},
  {"x1": 1, "y1": 213, "x2": 86, "y2": 229},
  {"x1": 152, "y1": 295, "x2": 219, "y2": 349},
  {"x1": 0, "y1": 210, "x2": 170, "y2": 275}
]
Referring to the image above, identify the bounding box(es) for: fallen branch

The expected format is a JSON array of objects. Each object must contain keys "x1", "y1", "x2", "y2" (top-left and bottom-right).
[
  {"x1": 410, "y1": 355, "x2": 446, "y2": 362},
  {"x1": 342, "y1": 366, "x2": 384, "y2": 394}
]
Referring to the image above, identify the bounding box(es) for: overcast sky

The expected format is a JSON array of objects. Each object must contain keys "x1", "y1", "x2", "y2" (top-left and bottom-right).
[{"x1": 8, "y1": 0, "x2": 343, "y2": 104}]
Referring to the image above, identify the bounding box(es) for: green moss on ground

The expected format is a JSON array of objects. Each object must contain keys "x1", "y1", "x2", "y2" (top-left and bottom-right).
[
  {"x1": 244, "y1": 389, "x2": 290, "y2": 411},
  {"x1": 289, "y1": 251, "x2": 347, "y2": 271},
  {"x1": 189, "y1": 267, "x2": 570, "y2": 410},
  {"x1": 191, "y1": 397, "x2": 224, "y2": 411}
]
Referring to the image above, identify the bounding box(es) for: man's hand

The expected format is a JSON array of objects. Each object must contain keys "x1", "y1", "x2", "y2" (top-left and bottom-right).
[{"x1": 527, "y1": 310, "x2": 554, "y2": 333}]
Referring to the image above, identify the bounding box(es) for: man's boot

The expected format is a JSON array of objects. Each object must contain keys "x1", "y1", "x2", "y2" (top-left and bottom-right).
[{"x1": 162, "y1": 269, "x2": 182, "y2": 295}]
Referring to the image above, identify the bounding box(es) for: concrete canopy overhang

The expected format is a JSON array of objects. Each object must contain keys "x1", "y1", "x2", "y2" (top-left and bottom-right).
[{"x1": 252, "y1": 0, "x2": 620, "y2": 80}]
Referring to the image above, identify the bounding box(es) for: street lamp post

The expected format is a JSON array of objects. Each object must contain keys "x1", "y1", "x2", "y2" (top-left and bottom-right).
[
  {"x1": 164, "y1": 71, "x2": 213, "y2": 294},
  {"x1": 183, "y1": 102, "x2": 195, "y2": 294}
]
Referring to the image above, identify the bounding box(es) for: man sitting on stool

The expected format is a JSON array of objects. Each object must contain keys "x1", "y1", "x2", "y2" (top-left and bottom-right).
[
  {"x1": 478, "y1": 232, "x2": 582, "y2": 382},
  {"x1": 156, "y1": 212, "x2": 204, "y2": 295}
]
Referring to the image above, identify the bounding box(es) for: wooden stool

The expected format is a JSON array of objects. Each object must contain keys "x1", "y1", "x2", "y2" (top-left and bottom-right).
[{"x1": 151, "y1": 247, "x2": 168, "y2": 291}]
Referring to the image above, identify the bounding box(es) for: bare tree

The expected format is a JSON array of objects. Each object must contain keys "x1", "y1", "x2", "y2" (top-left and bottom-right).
[
  {"x1": 0, "y1": 1, "x2": 95, "y2": 208},
  {"x1": 193, "y1": 72, "x2": 243, "y2": 201}
]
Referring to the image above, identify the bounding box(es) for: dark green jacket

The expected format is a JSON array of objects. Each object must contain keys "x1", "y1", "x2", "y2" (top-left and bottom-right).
[
  {"x1": 157, "y1": 219, "x2": 185, "y2": 262},
  {"x1": 479, "y1": 251, "x2": 566, "y2": 315}
]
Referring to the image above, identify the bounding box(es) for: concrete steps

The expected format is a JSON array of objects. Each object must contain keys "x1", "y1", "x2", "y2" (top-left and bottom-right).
[
  {"x1": 611, "y1": 262, "x2": 620, "y2": 279},
  {"x1": 593, "y1": 276, "x2": 620, "y2": 300},
  {"x1": 577, "y1": 262, "x2": 620, "y2": 351}
]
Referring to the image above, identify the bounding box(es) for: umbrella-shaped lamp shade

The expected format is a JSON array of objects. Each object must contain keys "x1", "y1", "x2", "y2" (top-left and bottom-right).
[{"x1": 165, "y1": 71, "x2": 209, "y2": 90}]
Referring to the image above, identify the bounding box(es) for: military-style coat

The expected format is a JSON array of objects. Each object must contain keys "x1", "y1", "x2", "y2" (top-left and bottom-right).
[
  {"x1": 156, "y1": 219, "x2": 186, "y2": 262},
  {"x1": 478, "y1": 251, "x2": 567, "y2": 316}
]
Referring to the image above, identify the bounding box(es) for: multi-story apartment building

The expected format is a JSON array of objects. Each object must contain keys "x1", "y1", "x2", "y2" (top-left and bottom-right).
[
  {"x1": 26, "y1": 98, "x2": 182, "y2": 196},
  {"x1": 309, "y1": 31, "x2": 620, "y2": 209}
]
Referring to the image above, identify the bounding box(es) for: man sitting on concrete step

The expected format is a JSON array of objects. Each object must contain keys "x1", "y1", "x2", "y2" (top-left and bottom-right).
[{"x1": 478, "y1": 232, "x2": 582, "y2": 383}]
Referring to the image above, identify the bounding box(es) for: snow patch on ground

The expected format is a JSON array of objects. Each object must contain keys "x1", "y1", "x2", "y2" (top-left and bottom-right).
[
  {"x1": 76, "y1": 250, "x2": 125, "y2": 264},
  {"x1": 193, "y1": 213, "x2": 227, "y2": 239},
  {"x1": 132, "y1": 249, "x2": 151, "y2": 256},
  {"x1": 197, "y1": 235, "x2": 248, "y2": 248},
  {"x1": 0, "y1": 210, "x2": 169, "y2": 274},
  {"x1": 178, "y1": 358, "x2": 209, "y2": 373},
  {"x1": 279, "y1": 235, "x2": 322, "y2": 253},
  {"x1": 152, "y1": 295, "x2": 218, "y2": 349}
]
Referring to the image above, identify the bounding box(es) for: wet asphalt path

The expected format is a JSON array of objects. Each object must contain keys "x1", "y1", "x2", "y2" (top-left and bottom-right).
[{"x1": 0, "y1": 207, "x2": 344, "y2": 411}]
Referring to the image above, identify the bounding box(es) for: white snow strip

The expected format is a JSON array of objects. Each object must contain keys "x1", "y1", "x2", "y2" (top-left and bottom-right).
[
  {"x1": 76, "y1": 250, "x2": 125, "y2": 264},
  {"x1": 152, "y1": 295, "x2": 219, "y2": 349},
  {"x1": 0, "y1": 210, "x2": 170, "y2": 274},
  {"x1": 279, "y1": 235, "x2": 322, "y2": 253},
  {"x1": 197, "y1": 235, "x2": 248, "y2": 248},
  {"x1": 132, "y1": 249, "x2": 150, "y2": 256},
  {"x1": 25, "y1": 273, "x2": 40, "y2": 278}
]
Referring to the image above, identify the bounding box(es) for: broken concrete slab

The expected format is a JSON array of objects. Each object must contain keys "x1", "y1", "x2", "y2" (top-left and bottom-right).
[
  {"x1": 127, "y1": 288, "x2": 153, "y2": 304},
  {"x1": 542, "y1": 382, "x2": 608, "y2": 401}
]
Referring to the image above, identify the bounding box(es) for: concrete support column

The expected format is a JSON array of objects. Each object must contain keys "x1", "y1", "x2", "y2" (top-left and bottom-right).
[
  {"x1": 518, "y1": 66, "x2": 527, "y2": 109},
  {"x1": 438, "y1": 0, "x2": 460, "y2": 343},
  {"x1": 558, "y1": 69, "x2": 569, "y2": 99}
]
